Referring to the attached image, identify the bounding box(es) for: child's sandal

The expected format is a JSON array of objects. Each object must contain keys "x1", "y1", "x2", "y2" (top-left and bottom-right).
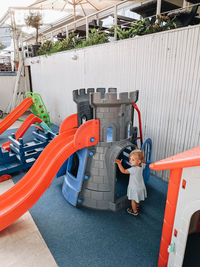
[{"x1": 127, "y1": 208, "x2": 138, "y2": 216}]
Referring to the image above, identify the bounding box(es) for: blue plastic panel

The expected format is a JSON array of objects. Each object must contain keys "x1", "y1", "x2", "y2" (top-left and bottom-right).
[
  {"x1": 62, "y1": 148, "x2": 88, "y2": 206},
  {"x1": 56, "y1": 159, "x2": 68, "y2": 178},
  {"x1": 141, "y1": 138, "x2": 152, "y2": 183}
]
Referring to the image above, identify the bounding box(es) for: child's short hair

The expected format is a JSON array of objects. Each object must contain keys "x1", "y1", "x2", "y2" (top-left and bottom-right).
[{"x1": 129, "y1": 149, "x2": 145, "y2": 163}]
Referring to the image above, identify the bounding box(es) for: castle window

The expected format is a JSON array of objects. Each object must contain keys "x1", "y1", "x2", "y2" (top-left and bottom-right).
[
  {"x1": 81, "y1": 116, "x2": 87, "y2": 124},
  {"x1": 127, "y1": 123, "x2": 131, "y2": 138},
  {"x1": 106, "y1": 127, "x2": 113, "y2": 142},
  {"x1": 69, "y1": 152, "x2": 79, "y2": 178}
]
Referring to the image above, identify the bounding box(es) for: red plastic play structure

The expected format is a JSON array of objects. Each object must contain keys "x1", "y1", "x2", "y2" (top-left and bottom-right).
[
  {"x1": 132, "y1": 103, "x2": 143, "y2": 147},
  {"x1": 0, "y1": 88, "x2": 150, "y2": 231},
  {"x1": 0, "y1": 174, "x2": 12, "y2": 183},
  {"x1": 150, "y1": 145, "x2": 200, "y2": 267},
  {"x1": 0, "y1": 115, "x2": 99, "y2": 231},
  {"x1": 0, "y1": 93, "x2": 50, "y2": 138},
  {"x1": 0, "y1": 98, "x2": 33, "y2": 135},
  {"x1": 2, "y1": 114, "x2": 43, "y2": 152}
]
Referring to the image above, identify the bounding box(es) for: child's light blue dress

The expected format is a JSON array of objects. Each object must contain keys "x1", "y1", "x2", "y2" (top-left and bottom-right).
[{"x1": 127, "y1": 165, "x2": 147, "y2": 202}]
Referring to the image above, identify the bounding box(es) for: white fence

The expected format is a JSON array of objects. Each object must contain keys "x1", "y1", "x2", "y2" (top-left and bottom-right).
[
  {"x1": 25, "y1": 24, "x2": 200, "y2": 181},
  {"x1": 0, "y1": 71, "x2": 29, "y2": 113},
  {"x1": 0, "y1": 74, "x2": 16, "y2": 112}
]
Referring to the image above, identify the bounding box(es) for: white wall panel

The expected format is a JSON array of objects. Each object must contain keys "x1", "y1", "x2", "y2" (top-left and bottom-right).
[
  {"x1": 0, "y1": 75, "x2": 16, "y2": 112},
  {"x1": 26, "y1": 24, "x2": 200, "y2": 180}
]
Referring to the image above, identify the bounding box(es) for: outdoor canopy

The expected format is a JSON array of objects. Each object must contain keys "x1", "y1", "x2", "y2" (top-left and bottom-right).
[{"x1": 29, "y1": 0, "x2": 122, "y2": 20}]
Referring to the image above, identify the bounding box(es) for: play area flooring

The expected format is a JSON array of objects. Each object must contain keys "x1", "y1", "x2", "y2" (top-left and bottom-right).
[
  {"x1": 0, "y1": 113, "x2": 169, "y2": 267},
  {"x1": 0, "y1": 113, "x2": 57, "y2": 267}
]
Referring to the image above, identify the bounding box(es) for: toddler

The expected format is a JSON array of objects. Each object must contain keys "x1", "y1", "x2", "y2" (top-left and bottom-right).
[{"x1": 115, "y1": 149, "x2": 147, "y2": 216}]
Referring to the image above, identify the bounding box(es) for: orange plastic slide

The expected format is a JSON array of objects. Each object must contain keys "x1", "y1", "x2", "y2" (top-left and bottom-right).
[
  {"x1": 0, "y1": 98, "x2": 33, "y2": 135},
  {"x1": 0, "y1": 118, "x2": 99, "y2": 231}
]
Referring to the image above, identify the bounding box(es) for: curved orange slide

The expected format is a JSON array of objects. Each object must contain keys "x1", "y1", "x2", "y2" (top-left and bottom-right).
[
  {"x1": 0, "y1": 98, "x2": 33, "y2": 135},
  {"x1": 0, "y1": 119, "x2": 99, "y2": 231}
]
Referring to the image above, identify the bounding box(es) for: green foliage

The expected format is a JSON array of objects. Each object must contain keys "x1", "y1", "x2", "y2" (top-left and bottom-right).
[
  {"x1": 38, "y1": 33, "x2": 82, "y2": 55},
  {"x1": 142, "y1": 15, "x2": 177, "y2": 35},
  {"x1": 37, "y1": 40, "x2": 54, "y2": 55},
  {"x1": 37, "y1": 29, "x2": 108, "y2": 56},
  {"x1": 76, "y1": 29, "x2": 108, "y2": 48},
  {"x1": 54, "y1": 33, "x2": 82, "y2": 51},
  {"x1": 35, "y1": 16, "x2": 178, "y2": 56},
  {"x1": 116, "y1": 16, "x2": 177, "y2": 39}
]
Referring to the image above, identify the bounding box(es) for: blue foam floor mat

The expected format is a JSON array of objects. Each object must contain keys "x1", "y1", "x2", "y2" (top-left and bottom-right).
[{"x1": 0, "y1": 126, "x2": 168, "y2": 267}]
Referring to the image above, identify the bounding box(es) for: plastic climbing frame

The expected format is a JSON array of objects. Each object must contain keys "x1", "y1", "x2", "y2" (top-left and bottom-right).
[{"x1": 26, "y1": 92, "x2": 51, "y2": 126}]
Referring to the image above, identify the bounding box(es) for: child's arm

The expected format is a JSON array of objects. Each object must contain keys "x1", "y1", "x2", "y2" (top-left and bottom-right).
[{"x1": 115, "y1": 159, "x2": 130, "y2": 174}]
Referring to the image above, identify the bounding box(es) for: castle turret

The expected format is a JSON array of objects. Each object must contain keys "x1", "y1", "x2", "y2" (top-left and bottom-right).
[
  {"x1": 73, "y1": 88, "x2": 107, "y2": 126},
  {"x1": 73, "y1": 88, "x2": 94, "y2": 126},
  {"x1": 90, "y1": 88, "x2": 138, "y2": 142}
]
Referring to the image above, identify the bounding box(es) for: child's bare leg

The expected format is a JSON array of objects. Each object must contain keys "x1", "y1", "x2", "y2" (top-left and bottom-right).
[
  {"x1": 136, "y1": 202, "x2": 140, "y2": 209},
  {"x1": 131, "y1": 200, "x2": 138, "y2": 214}
]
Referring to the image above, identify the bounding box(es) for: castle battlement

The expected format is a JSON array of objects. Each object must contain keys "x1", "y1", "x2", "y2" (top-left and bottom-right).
[
  {"x1": 72, "y1": 88, "x2": 139, "y2": 139},
  {"x1": 73, "y1": 88, "x2": 95, "y2": 103},
  {"x1": 73, "y1": 88, "x2": 128, "y2": 104},
  {"x1": 90, "y1": 90, "x2": 138, "y2": 107}
]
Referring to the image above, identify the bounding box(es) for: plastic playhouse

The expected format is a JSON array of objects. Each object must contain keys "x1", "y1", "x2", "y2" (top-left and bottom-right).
[
  {"x1": 150, "y1": 145, "x2": 200, "y2": 267},
  {"x1": 59, "y1": 88, "x2": 151, "y2": 211},
  {"x1": 0, "y1": 88, "x2": 152, "y2": 231}
]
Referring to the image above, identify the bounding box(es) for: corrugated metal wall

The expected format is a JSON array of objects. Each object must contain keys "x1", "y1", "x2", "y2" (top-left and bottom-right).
[{"x1": 26, "y1": 24, "x2": 200, "y2": 181}]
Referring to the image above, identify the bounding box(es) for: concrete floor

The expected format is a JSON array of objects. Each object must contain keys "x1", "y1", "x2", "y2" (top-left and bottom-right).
[{"x1": 0, "y1": 113, "x2": 57, "y2": 267}]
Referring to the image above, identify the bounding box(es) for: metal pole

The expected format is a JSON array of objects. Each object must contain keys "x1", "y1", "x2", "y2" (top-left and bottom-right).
[
  {"x1": 183, "y1": 0, "x2": 189, "y2": 11},
  {"x1": 156, "y1": 0, "x2": 162, "y2": 16},
  {"x1": 114, "y1": 5, "x2": 117, "y2": 41},
  {"x1": 10, "y1": 10, "x2": 19, "y2": 62},
  {"x1": 183, "y1": 0, "x2": 187, "y2": 7},
  {"x1": 86, "y1": 17, "x2": 89, "y2": 40},
  {"x1": 65, "y1": 26, "x2": 69, "y2": 38}
]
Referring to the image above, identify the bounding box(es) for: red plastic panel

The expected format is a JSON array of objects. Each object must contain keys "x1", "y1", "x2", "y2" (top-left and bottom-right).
[
  {"x1": 150, "y1": 146, "x2": 200, "y2": 170},
  {"x1": 158, "y1": 168, "x2": 182, "y2": 267},
  {"x1": 0, "y1": 98, "x2": 33, "y2": 135},
  {"x1": 59, "y1": 113, "x2": 78, "y2": 134},
  {"x1": 74, "y1": 119, "x2": 99, "y2": 148},
  {"x1": 0, "y1": 175, "x2": 12, "y2": 183}
]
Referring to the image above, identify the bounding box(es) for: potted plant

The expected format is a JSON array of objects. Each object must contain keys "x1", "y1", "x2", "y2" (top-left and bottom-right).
[
  {"x1": 25, "y1": 12, "x2": 43, "y2": 56},
  {"x1": 14, "y1": 59, "x2": 19, "y2": 71}
]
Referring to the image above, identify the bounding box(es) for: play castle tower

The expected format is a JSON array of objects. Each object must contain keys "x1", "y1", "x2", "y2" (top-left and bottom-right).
[{"x1": 62, "y1": 88, "x2": 139, "y2": 211}]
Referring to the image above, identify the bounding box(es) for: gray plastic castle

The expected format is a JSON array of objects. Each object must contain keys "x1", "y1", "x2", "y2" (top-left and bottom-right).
[{"x1": 61, "y1": 88, "x2": 139, "y2": 211}]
